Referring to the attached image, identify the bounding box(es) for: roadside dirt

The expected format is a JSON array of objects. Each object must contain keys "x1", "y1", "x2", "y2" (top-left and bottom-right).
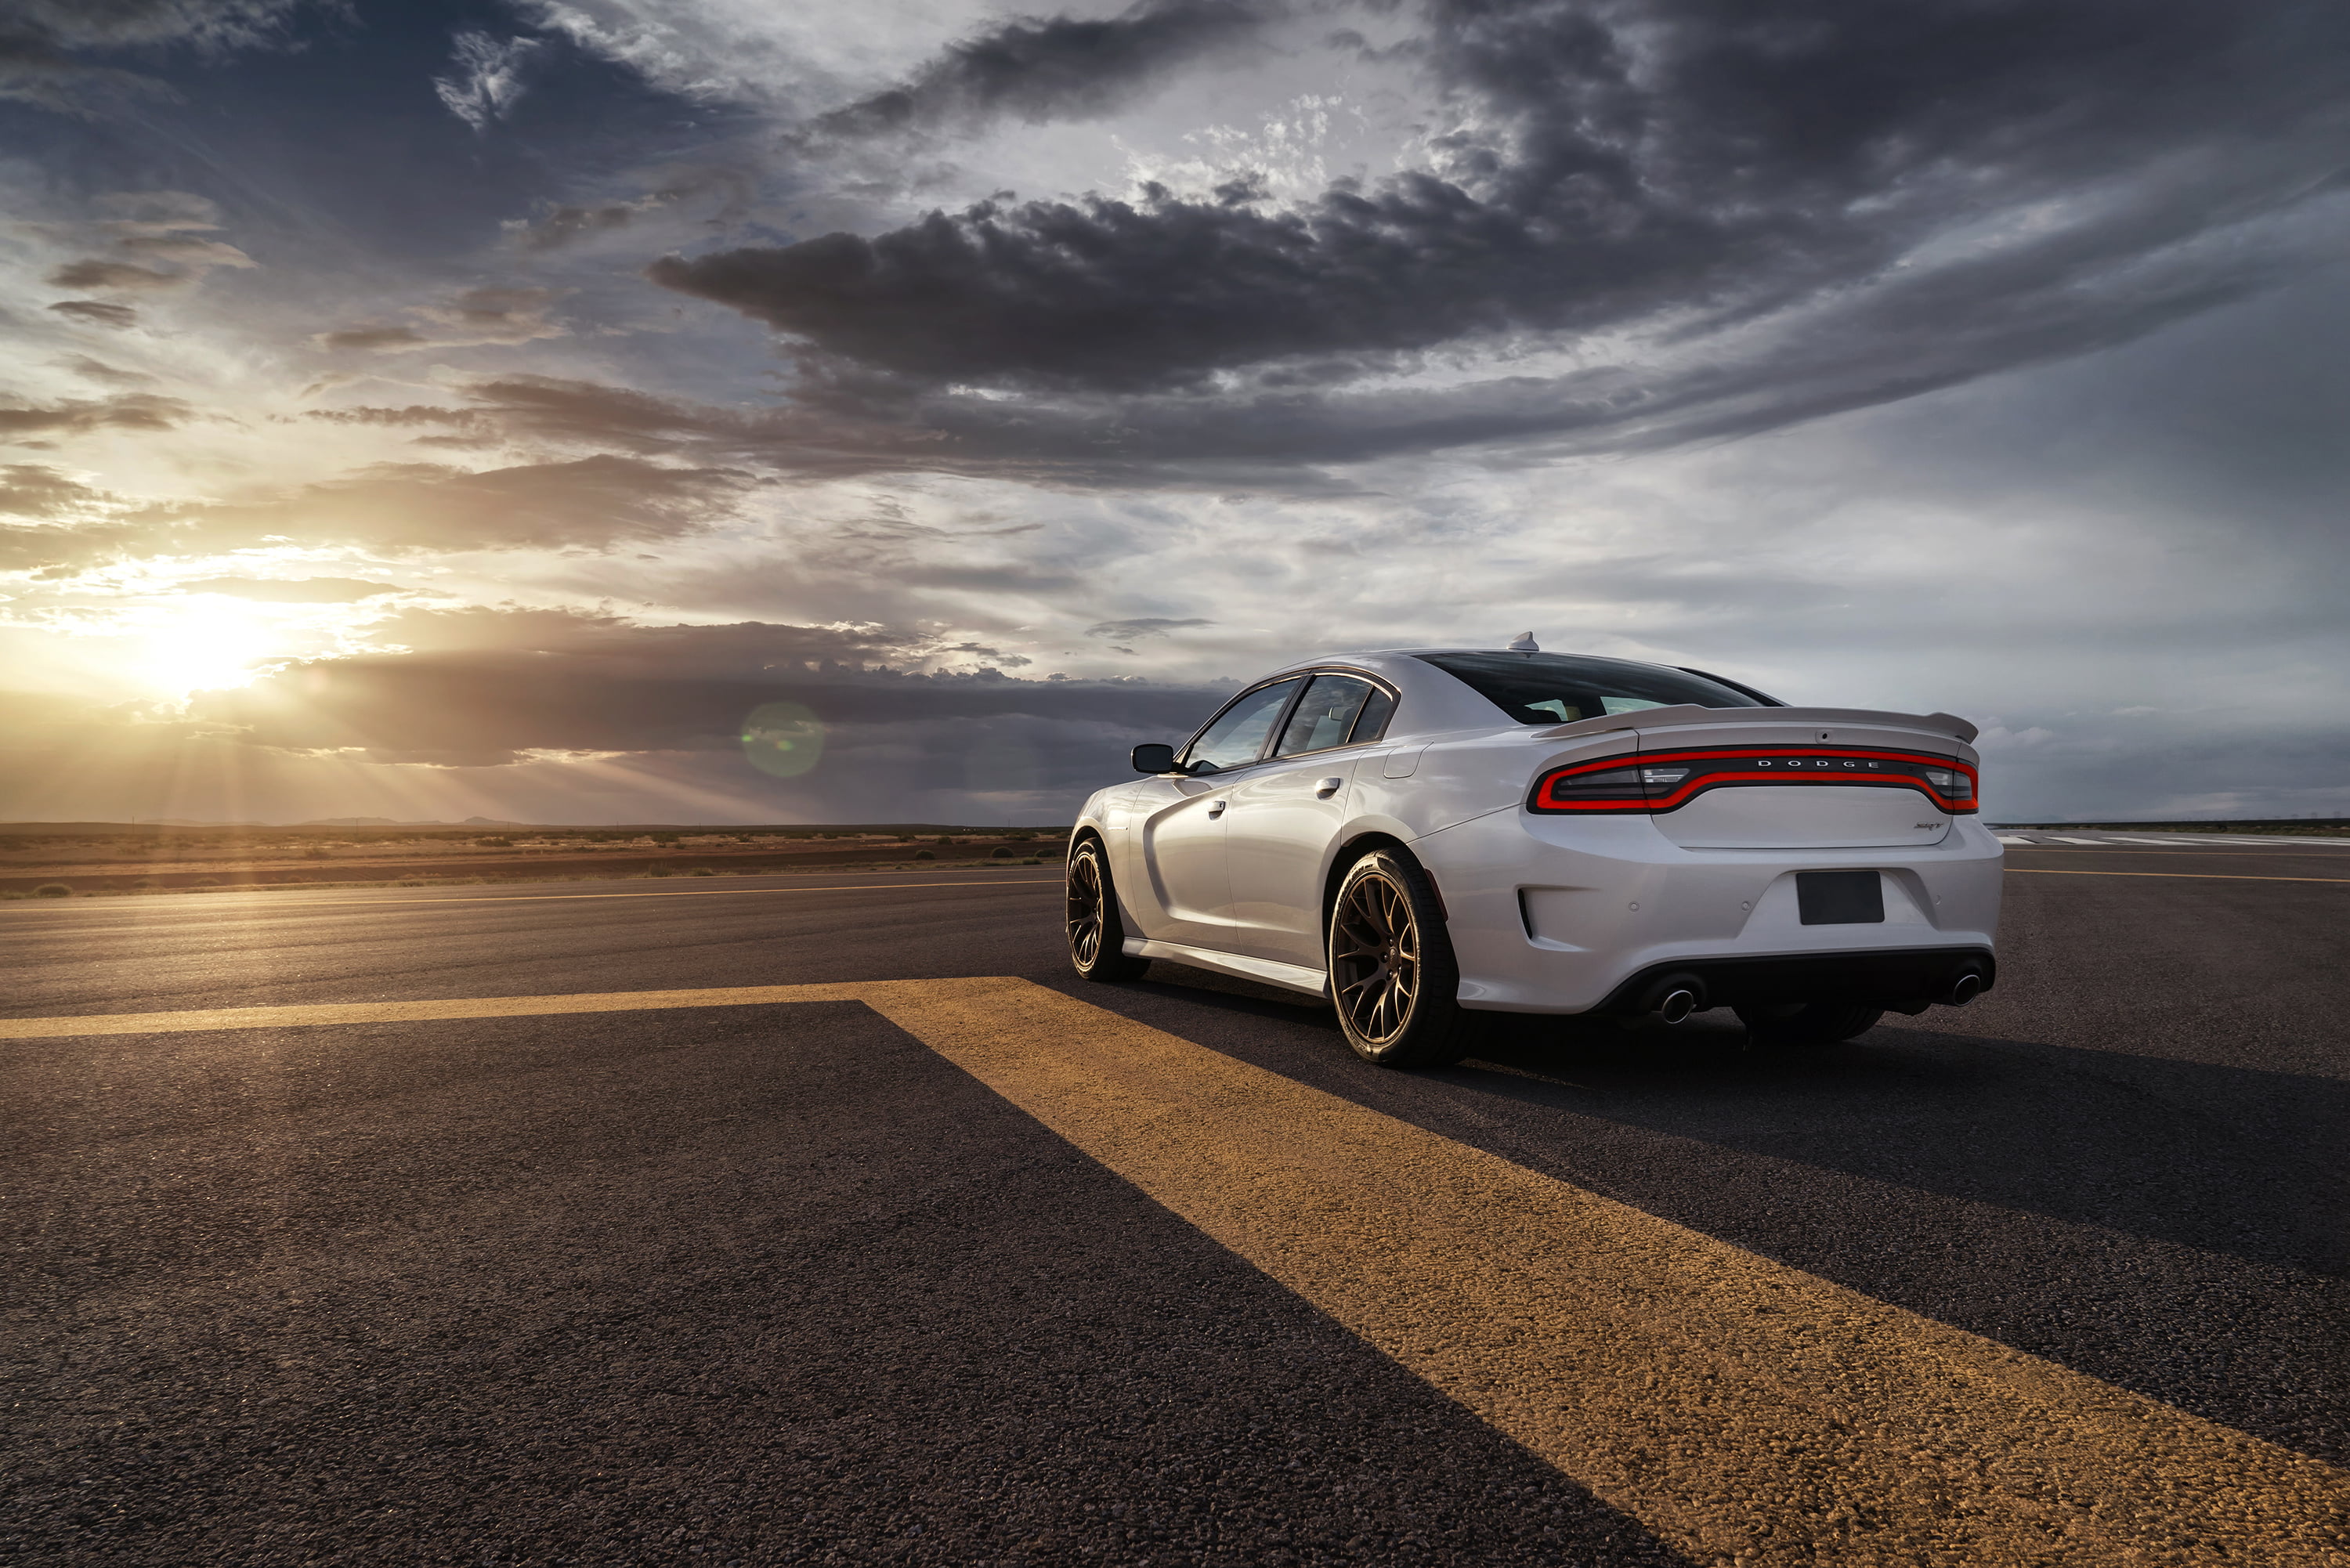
[{"x1": 0, "y1": 831, "x2": 1065, "y2": 897}]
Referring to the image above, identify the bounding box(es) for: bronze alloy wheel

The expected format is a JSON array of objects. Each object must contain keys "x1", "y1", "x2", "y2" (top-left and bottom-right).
[
  {"x1": 1332, "y1": 869, "x2": 1421, "y2": 1046},
  {"x1": 1326, "y1": 849, "x2": 1479, "y2": 1066},
  {"x1": 1067, "y1": 847, "x2": 1107, "y2": 967},
  {"x1": 1066, "y1": 839, "x2": 1150, "y2": 982}
]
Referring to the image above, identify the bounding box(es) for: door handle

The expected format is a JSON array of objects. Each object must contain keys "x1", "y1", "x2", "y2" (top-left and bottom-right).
[
  {"x1": 1206, "y1": 800, "x2": 1227, "y2": 816},
  {"x1": 1315, "y1": 777, "x2": 1343, "y2": 797}
]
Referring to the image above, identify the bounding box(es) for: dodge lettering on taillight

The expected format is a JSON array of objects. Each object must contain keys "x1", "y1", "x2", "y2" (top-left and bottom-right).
[{"x1": 1531, "y1": 747, "x2": 1979, "y2": 815}]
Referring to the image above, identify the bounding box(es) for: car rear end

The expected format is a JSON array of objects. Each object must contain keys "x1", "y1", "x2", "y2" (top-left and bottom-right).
[{"x1": 1400, "y1": 694, "x2": 2002, "y2": 1022}]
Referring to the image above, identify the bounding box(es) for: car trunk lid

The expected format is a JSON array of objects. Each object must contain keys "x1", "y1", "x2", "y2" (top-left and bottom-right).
[{"x1": 1531, "y1": 706, "x2": 1979, "y2": 849}]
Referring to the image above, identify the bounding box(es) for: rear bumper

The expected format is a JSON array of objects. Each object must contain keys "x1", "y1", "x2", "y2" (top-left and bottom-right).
[
  {"x1": 1590, "y1": 947, "x2": 1994, "y2": 1018},
  {"x1": 1412, "y1": 809, "x2": 2005, "y2": 1014}
]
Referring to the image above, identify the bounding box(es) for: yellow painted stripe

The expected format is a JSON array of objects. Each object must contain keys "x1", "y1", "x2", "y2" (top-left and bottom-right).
[
  {"x1": 2004, "y1": 847, "x2": 2349, "y2": 856},
  {"x1": 0, "y1": 982, "x2": 875, "y2": 1039},
  {"x1": 0, "y1": 876, "x2": 1064, "y2": 916},
  {"x1": 2008, "y1": 867, "x2": 2350, "y2": 885},
  {"x1": 8, "y1": 975, "x2": 2344, "y2": 1563},
  {"x1": 861, "y1": 977, "x2": 2348, "y2": 1568}
]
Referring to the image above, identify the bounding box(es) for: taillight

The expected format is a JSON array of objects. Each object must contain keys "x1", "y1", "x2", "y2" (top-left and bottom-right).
[
  {"x1": 1531, "y1": 748, "x2": 1978, "y2": 815},
  {"x1": 1531, "y1": 763, "x2": 1647, "y2": 811},
  {"x1": 1921, "y1": 766, "x2": 1976, "y2": 806}
]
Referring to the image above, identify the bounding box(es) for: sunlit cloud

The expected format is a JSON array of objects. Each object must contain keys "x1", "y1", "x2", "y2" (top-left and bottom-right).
[{"x1": 0, "y1": 0, "x2": 2343, "y2": 824}]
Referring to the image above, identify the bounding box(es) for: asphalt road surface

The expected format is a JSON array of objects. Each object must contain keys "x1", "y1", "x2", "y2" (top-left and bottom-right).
[{"x1": 4, "y1": 838, "x2": 2345, "y2": 1566}]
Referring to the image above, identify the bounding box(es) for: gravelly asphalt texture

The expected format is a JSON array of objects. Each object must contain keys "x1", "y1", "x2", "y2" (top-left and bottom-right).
[{"x1": 3, "y1": 844, "x2": 2344, "y2": 1565}]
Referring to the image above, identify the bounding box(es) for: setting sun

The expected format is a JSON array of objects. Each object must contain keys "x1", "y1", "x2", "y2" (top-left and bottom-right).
[{"x1": 132, "y1": 597, "x2": 283, "y2": 697}]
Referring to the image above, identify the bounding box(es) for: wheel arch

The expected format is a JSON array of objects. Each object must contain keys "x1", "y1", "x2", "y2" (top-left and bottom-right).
[
  {"x1": 1065, "y1": 822, "x2": 1145, "y2": 941},
  {"x1": 1321, "y1": 830, "x2": 1448, "y2": 948}
]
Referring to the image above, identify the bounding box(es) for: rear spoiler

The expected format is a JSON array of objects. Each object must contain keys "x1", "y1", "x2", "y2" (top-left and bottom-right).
[{"x1": 1531, "y1": 705, "x2": 1980, "y2": 745}]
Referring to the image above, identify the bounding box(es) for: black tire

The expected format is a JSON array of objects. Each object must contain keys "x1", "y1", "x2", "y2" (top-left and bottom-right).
[
  {"x1": 1067, "y1": 838, "x2": 1150, "y2": 982},
  {"x1": 1734, "y1": 1000, "x2": 1885, "y2": 1048},
  {"x1": 1327, "y1": 849, "x2": 1483, "y2": 1068}
]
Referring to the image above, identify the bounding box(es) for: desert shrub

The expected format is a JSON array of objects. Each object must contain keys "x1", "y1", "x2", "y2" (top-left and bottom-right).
[
  {"x1": 476, "y1": 835, "x2": 513, "y2": 847},
  {"x1": 991, "y1": 845, "x2": 1015, "y2": 858},
  {"x1": 689, "y1": 867, "x2": 717, "y2": 876},
  {"x1": 33, "y1": 882, "x2": 70, "y2": 898},
  {"x1": 913, "y1": 848, "x2": 935, "y2": 860},
  {"x1": 649, "y1": 867, "x2": 676, "y2": 877}
]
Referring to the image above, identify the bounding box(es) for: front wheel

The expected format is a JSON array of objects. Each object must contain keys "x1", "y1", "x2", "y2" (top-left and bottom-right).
[
  {"x1": 1067, "y1": 838, "x2": 1150, "y2": 982},
  {"x1": 1734, "y1": 1000, "x2": 1884, "y2": 1048},
  {"x1": 1327, "y1": 850, "x2": 1482, "y2": 1068}
]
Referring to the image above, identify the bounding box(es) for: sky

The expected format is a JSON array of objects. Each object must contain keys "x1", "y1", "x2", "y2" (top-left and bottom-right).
[{"x1": 1, "y1": 0, "x2": 2345, "y2": 826}]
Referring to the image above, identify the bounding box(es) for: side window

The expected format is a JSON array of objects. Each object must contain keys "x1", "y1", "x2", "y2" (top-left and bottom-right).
[
  {"x1": 1182, "y1": 678, "x2": 1304, "y2": 773},
  {"x1": 1274, "y1": 674, "x2": 1379, "y2": 757},
  {"x1": 1349, "y1": 685, "x2": 1397, "y2": 745}
]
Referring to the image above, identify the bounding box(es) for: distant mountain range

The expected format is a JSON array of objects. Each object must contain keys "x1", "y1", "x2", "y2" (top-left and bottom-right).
[{"x1": 298, "y1": 817, "x2": 522, "y2": 826}]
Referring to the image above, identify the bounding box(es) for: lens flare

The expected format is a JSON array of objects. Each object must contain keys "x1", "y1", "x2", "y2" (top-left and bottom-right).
[{"x1": 741, "y1": 701, "x2": 824, "y2": 779}]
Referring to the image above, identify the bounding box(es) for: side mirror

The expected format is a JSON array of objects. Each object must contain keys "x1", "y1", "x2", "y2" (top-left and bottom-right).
[{"x1": 1131, "y1": 742, "x2": 1178, "y2": 774}]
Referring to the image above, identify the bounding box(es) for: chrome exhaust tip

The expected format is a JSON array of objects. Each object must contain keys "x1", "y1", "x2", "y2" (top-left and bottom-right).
[
  {"x1": 1945, "y1": 972, "x2": 1984, "y2": 1007},
  {"x1": 1632, "y1": 972, "x2": 1706, "y2": 1025}
]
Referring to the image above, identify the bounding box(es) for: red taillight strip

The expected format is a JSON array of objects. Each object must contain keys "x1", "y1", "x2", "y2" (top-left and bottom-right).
[{"x1": 1531, "y1": 746, "x2": 1979, "y2": 815}]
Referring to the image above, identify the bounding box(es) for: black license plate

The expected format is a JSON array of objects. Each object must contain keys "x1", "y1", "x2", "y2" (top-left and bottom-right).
[{"x1": 1797, "y1": 869, "x2": 1885, "y2": 925}]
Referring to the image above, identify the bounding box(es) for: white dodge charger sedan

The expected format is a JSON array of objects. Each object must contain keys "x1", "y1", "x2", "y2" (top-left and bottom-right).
[{"x1": 1065, "y1": 641, "x2": 2002, "y2": 1066}]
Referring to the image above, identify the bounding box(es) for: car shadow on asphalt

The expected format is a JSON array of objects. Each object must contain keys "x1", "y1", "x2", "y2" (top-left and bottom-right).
[
  {"x1": 1448, "y1": 1013, "x2": 2350, "y2": 1281},
  {"x1": 1103, "y1": 965, "x2": 2348, "y2": 1283}
]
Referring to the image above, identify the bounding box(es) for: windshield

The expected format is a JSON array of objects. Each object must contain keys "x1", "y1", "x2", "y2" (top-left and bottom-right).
[{"x1": 1418, "y1": 652, "x2": 1771, "y2": 725}]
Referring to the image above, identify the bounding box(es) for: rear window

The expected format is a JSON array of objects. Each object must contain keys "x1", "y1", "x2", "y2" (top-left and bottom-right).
[{"x1": 1418, "y1": 652, "x2": 1770, "y2": 725}]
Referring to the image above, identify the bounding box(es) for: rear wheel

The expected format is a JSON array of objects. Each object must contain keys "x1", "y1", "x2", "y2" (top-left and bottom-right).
[
  {"x1": 1067, "y1": 838, "x2": 1150, "y2": 982},
  {"x1": 1734, "y1": 1000, "x2": 1884, "y2": 1047},
  {"x1": 1328, "y1": 850, "x2": 1482, "y2": 1068}
]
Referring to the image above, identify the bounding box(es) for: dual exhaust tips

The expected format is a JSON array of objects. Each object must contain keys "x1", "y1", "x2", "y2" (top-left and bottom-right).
[{"x1": 1632, "y1": 966, "x2": 1987, "y2": 1025}]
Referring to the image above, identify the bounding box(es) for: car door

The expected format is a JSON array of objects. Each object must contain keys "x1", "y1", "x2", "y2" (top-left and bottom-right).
[
  {"x1": 1222, "y1": 673, "x2": 1396, "y2": 966},
  {"x1": 1128, "y1": 677, "x2": 1305, "y2": 948}
]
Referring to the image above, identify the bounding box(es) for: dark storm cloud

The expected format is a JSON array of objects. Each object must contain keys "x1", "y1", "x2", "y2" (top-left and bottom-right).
[
  {"x1": 653, "y1": 0, "x2": 2350, "y2": 462},
  {"x1": 807, "y1": 0, "x2": 1269, "y2": 142},
  {"x1": 195, "y1": 608, "x2": 1224, "y2": 766},
  {"x1": 0, "y1": 0, "x2": 303, "y2": 113}
]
